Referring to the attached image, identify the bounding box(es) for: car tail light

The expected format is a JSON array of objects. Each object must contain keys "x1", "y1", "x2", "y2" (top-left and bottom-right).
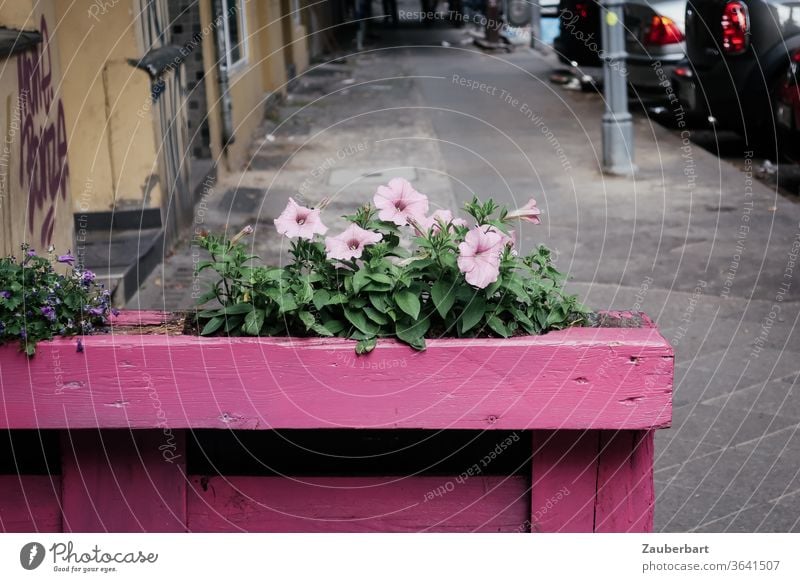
[
  {"x1": 644, "y1": 15, "x2": 684, "y2": 45},
  {"x1": 721, "y1": 1, "x2": 749, "y2": 55}
]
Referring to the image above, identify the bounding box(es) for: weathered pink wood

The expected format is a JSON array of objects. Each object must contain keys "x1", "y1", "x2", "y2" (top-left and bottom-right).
[
  {"x1": 0, "y1": 475, "x2": 62, "y2": 532},
  {"x1": 61, "y1": 430, "x2": 187, "y2": 532},
  {"x1": 0, "y1": 318, "x2": 673, "y2": 431},
  {"x1": 594, "y1": 430, "x2": 655, "y2": 532},
  {"x1": 111, "y1": 310, "x2": 172, "y2": 326},
  {"x1": 187, "y1": 475, "x2": 530, "y2": 532},
  {"x1": 530, "y1": 430, "x2": 600, "y2": 532}
]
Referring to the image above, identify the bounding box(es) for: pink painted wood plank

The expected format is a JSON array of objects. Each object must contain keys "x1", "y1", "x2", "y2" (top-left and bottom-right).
[
  {"x1": 61, "y1": 430, "x2": 187, "y2": 532},
  {"x1": 187, "y1": 475, "x2": 529, "y2": 532},
  {"x1": 530, "y1": 430, "x2": 599, "y2": 532},
  {"x1": 0, "y1": 322, "x2": 673, "y2": 431},
  {"x1": 0, "y1": 475, "x2": 62, "y2": 532},
  {"x1": 594, "y1": 430, "x2": 655, "y2": 532},
  {"x1": 111, "y1": 310, "x2": 173, "y2": 326}
]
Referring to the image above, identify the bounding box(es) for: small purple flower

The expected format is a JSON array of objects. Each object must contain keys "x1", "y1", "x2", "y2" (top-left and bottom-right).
[
  {"x1": 57, "y1": 253, "x2": 76, "y2": 266},
  {"x1": 111, "y1": 308, "x2": 120, "y2": 317},
  {"x1": 76, "y1": 338, "x2": 83, "y2": 353},
  {"x1": 80, "y1": 271, "x2": 96, "y2": 284},
  {"x1": 26, "y1": 249, "x2": 36, "y2": 257},
  {"x1": 87, "y1": 306, "x2": 105, "y2": 317},
  {"x1": 20, "y1": 329, "x2": 26, "y2": 339},
  {"x1": 41, "y1": 306, "x2": 56, "y2": 321},
  {"x1": 0, "y1": 291, "x2": 10, "y2": 300}
]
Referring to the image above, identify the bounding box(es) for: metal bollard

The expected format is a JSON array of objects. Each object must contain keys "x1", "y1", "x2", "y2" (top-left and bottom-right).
[{"x1": 600, "y1": 0, "x2": 636, "y2": 176}]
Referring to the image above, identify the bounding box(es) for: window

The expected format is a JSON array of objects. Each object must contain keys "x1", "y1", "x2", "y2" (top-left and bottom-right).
[{"x1": 219, "y1": 0, "x2": 248, "y2": 71}]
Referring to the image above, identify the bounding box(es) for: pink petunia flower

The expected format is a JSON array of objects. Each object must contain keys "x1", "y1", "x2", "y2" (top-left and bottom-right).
[
  {"x1": 505, "y1": 198, "x2": 542, "y2": 224},
  {"x1": 457, "y1": 226, "x2": 505, "y2": 289},
  {"x1": 418, "y1": 209, "x2": 468, "y2": 234},
  {"x1": 325, "y1": 224, "x2": 383, "y2": 261},
  {"x1": 373, "y1": 178, "x2": 429, "y2": 226},
  {"x1": 485, "y1": 225, "x2": 515, "y2": 248},
  {"x1": 274, "y1": 198, "x2": 328, "y2": 240}
]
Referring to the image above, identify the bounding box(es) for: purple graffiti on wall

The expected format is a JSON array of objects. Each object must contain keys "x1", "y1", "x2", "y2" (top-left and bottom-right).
[{"x1": 17, "y1": 15, "x2": 69, "y2": 246}]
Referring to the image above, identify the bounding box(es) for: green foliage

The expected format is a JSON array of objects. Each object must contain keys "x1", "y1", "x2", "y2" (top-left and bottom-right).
[
  {"x1": 0, "y1": 246, "x2": 114, "y2": 355},
  {"x1": 196, "y1": 199, "x2": 585, "y2": 352}
]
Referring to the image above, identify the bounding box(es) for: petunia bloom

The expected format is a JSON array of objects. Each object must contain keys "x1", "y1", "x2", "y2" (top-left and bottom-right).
[
  {"x1": 418, "y1": 209, "x2": 468, "y2": 234},
  {"x1": 505, "y1": 198, "x2": 542, "y2": 224},
  {"x1": 57, "y1": 253, "x2": 75, "y2": 266},
  {"x1": 0, "y1": 291, "x2": 10, "y2": 300},
  {"x1": 41, "y1": 306, "x2": 56, "y2": 321},
  {"x1": 373, "y1": 178, "x2": 429, "y2": 226},
  {"x1": 487, "y1": 226, "x2": 515, "y2": 248},
  {"x1": 457, "y1": 226, "x2": 505, "y2": 289},
  {"x1": 274, "y1": 198, "x2": 328, "y2": 240},
  {"x1": 229, "y1": 225, "x2": 254, "y2": 245},
  {"x1": 325, "y1": 224, "x2": 383, "y2": 261}
]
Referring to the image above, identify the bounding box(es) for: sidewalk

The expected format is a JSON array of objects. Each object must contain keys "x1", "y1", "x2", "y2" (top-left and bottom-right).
[{"x1": 129, "y1": 24, "x2": 800, "y2": 532}]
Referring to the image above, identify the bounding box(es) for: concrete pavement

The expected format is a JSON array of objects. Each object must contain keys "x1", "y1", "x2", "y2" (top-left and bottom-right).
[{"x1": 128, "y1": 22, "x2": 800, "y2": 532}]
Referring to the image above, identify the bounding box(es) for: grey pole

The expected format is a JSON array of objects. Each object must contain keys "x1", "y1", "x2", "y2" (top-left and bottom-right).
[{"x1": 600, "y1": 0, "x2": 636, "y2": 175}]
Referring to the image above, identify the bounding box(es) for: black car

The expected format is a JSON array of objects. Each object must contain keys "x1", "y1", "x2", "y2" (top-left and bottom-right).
[
  {"x1": 672, "y1": 0, "x2": 800, "y2": 146},
  {"x1": 553, "y1": 0, "x2": 687, "y2": 89}
]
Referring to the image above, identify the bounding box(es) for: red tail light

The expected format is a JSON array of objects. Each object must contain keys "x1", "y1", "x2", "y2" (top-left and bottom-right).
[
  {"x1": 644, "y1": 15, "x2": 684, "y2": 46},
  {"x1": 574, "y1": 2, "x2": 590, "y2": 19},
  {"x1": 721, "y1": 1, "x2": 749, "y2": 55}
]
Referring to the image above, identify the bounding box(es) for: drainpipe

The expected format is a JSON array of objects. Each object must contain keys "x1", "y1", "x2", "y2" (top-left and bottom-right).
[{"x1": 212, "y1": 0, "x2": 235, "y2": 149}]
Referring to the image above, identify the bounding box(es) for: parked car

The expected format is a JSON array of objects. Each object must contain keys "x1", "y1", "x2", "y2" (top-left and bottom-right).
[
  {"x1": 672, "y1": 0, "x2": 800, "y2": 146},
  {"x1": 553, "y1": 0, "x2": 686, "y2": 89}
]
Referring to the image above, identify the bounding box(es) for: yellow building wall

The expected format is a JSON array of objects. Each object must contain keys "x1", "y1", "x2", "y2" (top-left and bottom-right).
[
  {"x1": 54, "y1": 0, "x2": 163, "y2": 213},
  {"x1": 258, "y1": 0, "x2": 289, "y2": 95},
  {"x1": 216, "y1": 0, "x2": 267, "y2": 171},
  {"x1": 289, "y1": 22, "x2": 310, "y2": 74},
  {"x1": 0, "y1": 1, "x2": 73, "y2": 256}
]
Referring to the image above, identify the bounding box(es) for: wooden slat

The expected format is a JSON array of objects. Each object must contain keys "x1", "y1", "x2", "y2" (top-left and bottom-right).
[
  {"x1": 0, "y1": 324, "x2": 673, "y2": 431},
  {"x1": 0, "y1": 475, "x2": 62, "y2": 532},
  {"x1": 594, "y1": 430, "x2": 655, "y2": 532},
  {"x1": 187, "y1": 476, "x2": 530, "y2": 532},
  {"x1": 530, "y1": 430, "x2": 599, "y2": 532},
  {"x1": 61, "y1": 430, "x2": 187, "y2": 532}
]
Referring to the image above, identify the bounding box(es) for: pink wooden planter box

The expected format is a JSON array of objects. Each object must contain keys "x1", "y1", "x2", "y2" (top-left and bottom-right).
[{"x1": 0, "y1": 310, "x2": 672, "y2": 533}]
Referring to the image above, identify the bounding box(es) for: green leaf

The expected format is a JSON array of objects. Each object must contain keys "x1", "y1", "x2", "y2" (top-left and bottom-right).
[
  {"x1": 201, "y1": 316, "x2": 224, "y2": 335},
  {"x1": 367, "y1": 273, "x2": 393, "y2": 286},
  {"x1": 321, "y1": 319, "x2": 345, "y2": 335},
  {"x1": 312, "y1": 289, "x2": 331, "y2": 311},
  {"x1": 395, "y1": 317, "x2": 430, "y2": 345},
  {"x1": 242, "y1": 309, "x2": 265, "y2": 335},
  {"x1": 311, "y1": 322, "x2": 335, "y2": 337},
  {"x1": 363, "y1": 306, "x2": 389, "y2": 325},
  {"x1": 296, "y1": 279, "x2": 313, "y2": 304},
  {"x1": 431, "y1": 279, "x2": 456, "y2": 319},
  {"x1": 356, "y1": 337, "x2": 378, "y2": 354},
  {"x1": 459, "y1": 296, "x2": 486, "y2": 333},
  {"x1": 352, "y1": 270, "x2": 370, "y2": 294},
  {"x1": 198, "y1": 308, "x2": 223, "y2": 318},
  {"x1": 344, "y1": 308, "x2": 379, "y2": 335},
  {"x1": 223, "y1": 315, "x2": 244, "y2": 332},
  {"x1": 223, "y1": 303, "x2": 254, "y2": 315},
  {"x1": 298, "y1": 311, "x2": 316, "y2": 331},
  {"x1": 277, "y1": 294, "x2": 298, "y2": 314},
  {"x1": 369, "y1": 293, "x2": 391, "y2": 314},
  {"x1": 486, "y1": 314, "x2": 511, "y2": 337},
  {"x1": 394, "y1": 290, "x2": 421, "y2": 320}
]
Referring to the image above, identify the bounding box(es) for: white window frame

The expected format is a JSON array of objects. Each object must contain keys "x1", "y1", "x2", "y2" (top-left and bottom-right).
[{"x1": 220, "y1": 0, "x2": 248, "y2": 74}]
